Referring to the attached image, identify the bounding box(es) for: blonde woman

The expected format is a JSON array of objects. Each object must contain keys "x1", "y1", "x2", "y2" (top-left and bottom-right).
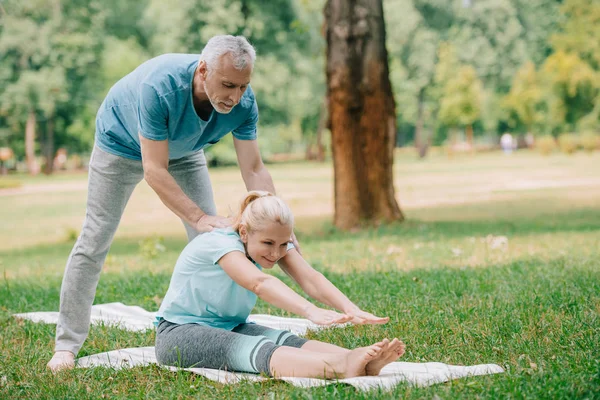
[{"x1": 155, "y1": 191, "x2": 405, "y2": 379}]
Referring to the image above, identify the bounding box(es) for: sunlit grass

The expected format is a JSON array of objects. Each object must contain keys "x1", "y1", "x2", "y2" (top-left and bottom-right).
[{"x1": 0, "y1": 150, "x2": 599, "y2": 398}]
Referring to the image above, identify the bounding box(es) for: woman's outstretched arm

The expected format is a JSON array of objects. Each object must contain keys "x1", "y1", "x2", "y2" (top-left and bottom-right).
[
  {"x1": 277, "y1": 249, "x2": 389, "y2": 325},
  {"x1": 218, "y1": 251, "x2": 351, "y2": 325}
]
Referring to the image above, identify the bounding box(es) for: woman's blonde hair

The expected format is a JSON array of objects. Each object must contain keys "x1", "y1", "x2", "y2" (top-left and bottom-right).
[{"x1": 233, "y1": 191, "x2": 294, "y2": 233}]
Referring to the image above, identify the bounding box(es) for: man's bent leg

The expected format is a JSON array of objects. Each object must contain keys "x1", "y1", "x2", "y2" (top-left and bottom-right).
[
  {"x1": 54, "y1": 146, "x2": 143, "y2": 356},
  {"x1": 169, "y1": 150, "x2": 217, "y2": 242}
]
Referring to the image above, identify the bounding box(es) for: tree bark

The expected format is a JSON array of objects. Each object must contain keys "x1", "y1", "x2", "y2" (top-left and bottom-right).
[
  {"x1": 325, "y1": 0, "x2": 404, "y2": 230},
  {"x1": 315, "y1": 97, "x2": 327, "y2": 162},
  {"x1": 415, "y1": 87, "x2": 429, "y2": 158},
  {"x1": 25, "y1": 109, "x2": 39, "y2": 175},
  {"x1": 305, "y1": 98, "x2": 328, "y2": 162},
  {"x1": 465, "y1": 124, "x2": 474, "y2": 152},
  {"x1": 43, "y1": 116, "x2": 55, "y2": 175}
]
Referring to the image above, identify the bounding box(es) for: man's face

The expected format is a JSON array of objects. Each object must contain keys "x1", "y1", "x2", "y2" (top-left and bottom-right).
[
  {"x1": 202, "y1": 54, "x2": 252, "y2": 114},
  {"x1": 240, "y1": 223, "x2": 292, "y2": 269}
]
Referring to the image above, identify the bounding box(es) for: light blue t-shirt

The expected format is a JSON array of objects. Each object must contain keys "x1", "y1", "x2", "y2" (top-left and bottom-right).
[
  {"x1": 156, "y1": 228, "x2": 293, "y2": 330},
  {"x1": 95, "y1": 53, "x2": 258, "y2": 160}
]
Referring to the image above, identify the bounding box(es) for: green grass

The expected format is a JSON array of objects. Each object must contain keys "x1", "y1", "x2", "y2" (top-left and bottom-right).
[{"x1": 1, "y1": 151, "x2": 599, "y2": 398}]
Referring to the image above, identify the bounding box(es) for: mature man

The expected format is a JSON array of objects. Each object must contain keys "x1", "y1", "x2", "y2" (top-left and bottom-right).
[{"x1": 47, "y1": 35, "x2": 294, "y2": 371}]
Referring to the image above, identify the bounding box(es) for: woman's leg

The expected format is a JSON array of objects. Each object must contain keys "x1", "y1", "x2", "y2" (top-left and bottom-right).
[
  {"x1": 155, "y1": 320, "x2": 277, "y2": 374},
  {"x1": 302, "y1": 338, "x2": 405, "y2": 376},
  {"x1": 233, "y1": 323, "x2": 349, "y2": 354},
  {"x1": 156, "y1": 320, "x2": 387, "y2": 379},
  {"x1": 268, "y1": 343, "x2": 383, "y2": 379},
  {"x1": 234, "y1": 323, "x2": 405, "y2": 376}
]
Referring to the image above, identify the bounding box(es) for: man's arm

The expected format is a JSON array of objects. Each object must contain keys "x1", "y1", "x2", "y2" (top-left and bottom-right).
[
  {"x1": 233, "y1": 138, "x2": 275, "y2": 193},
  {"x1": 140, "y1": 135, "x2": 229, "y2": 232}
]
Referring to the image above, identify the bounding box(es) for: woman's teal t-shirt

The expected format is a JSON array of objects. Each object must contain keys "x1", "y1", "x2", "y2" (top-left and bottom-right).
[{"x1": 156, "y1": 228, "x2": 291, "y2": 330}]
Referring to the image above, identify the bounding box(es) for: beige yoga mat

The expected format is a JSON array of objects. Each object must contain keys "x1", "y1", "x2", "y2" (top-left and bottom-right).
[{"x1": 14, "y1": 303, "x2": 504, "y2": 390}]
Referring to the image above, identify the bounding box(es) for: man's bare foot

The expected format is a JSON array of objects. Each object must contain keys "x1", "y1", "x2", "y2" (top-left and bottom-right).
[
  {"x1": 47, "y1": 351, "x2": 75, "y2": 373},
  {"x1": 339, "y1": 341, "x2": 385, "y2": 378},
  {"x1": 365, "y1": 338, "x2": 405, "y2": 376}
]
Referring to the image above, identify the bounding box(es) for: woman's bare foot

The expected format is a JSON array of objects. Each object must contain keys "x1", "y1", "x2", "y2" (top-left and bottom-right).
[
  {"x1": 365, "y1": 338, "x2": 405, "y2": 376},
  {"x1": 47, "y1": 351, "x2": 75, "y2": 373},
  {"x1": 337, "y1": 342, "x2": 384, "y2": 378}
]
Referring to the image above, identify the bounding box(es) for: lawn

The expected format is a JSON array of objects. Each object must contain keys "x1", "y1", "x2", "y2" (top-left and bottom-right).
[{"x1": 0, "y1": 150, "x2": 599, "y2": 399}]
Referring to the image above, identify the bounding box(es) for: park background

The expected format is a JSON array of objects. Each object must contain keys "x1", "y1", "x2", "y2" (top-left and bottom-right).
[{"x1": 1, "y1": 0, "x2": 599, "y2": 398}]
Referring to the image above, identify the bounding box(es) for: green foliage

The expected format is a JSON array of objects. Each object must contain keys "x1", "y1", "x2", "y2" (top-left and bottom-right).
[
  {"x1": 535, "y1": 135, "x2": 557, "y2": 155},
  {"x1": 551, "y1": 0, "x2": 600, "y2": 70},
  {"x1": 205, "y1": 136, "x2": 239, "y2": 167},
  {"x1": 452, "y1": 0, "x2": 529, "y2": 91},
  {"x1": 580, "y1": 131, "x2": 600, "y2": 153},
  {"x1": 541, "y1": 51, "x2": 599, "y2": 132},
  {"x1": 438, "y1": 65, "x2": 483, "y2": 128},
  {"x1": 0, "y1": 0, "x2": 599, "y2": 163},
  {"x1": 0, "y1": 0, "x2": 105, "y2": 160},
  {"x1": 64, "y1": 227, "x2": 79, "y2": 243},
  {"x1": 502, "y1": 62, "x2": 545, "y2": 133},
  {"x1": 557, "y1": 133, "x2": 579, "y2": 154},
  {"x1": 138, "y1": 236, "x2": 166, "y2": 260},
  {"x1": 102, "y1": 37, "x2": 149, "y2": 91}
]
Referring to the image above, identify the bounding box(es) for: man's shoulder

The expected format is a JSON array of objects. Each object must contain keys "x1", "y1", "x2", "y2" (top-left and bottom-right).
[{"x1": 139, "y1": 54, "x2": 199, "y2": 92}]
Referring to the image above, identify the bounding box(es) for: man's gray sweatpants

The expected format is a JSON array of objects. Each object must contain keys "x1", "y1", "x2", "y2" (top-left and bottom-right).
[{"x1": 55, "y1": 145, "x2": 217, "y2": 355}]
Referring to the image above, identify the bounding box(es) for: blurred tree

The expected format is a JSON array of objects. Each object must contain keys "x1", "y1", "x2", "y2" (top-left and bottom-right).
[
  {"x1": 452, "y1": 0, "x2": 528, "y2": 92},
  {"x1": 540, "y1": 51, "x2": 599, "y2": 133},
  {"x1": 0, "y1": 69, "x2": 67, "y2": 174},
  {"x1": 385, "y1": 0, "x2": 453, "y2": 157},
  {"x1": 0, "y1": 0, "x2": 104, "y2": 174},
  {"x1": 99, "y1": 0, "x2": 150, "y2": 47},
  {"x1": 551, "y1": 0, "x2": 600, "y2": 70},
  {"x1": 510, "y1": 0, "x2": 561, "y2": 65},
  {"x1": 438, "y1": 65, "x2": 483, "y2": 148},
  {"x1": 502, "y1": 61, "x2": 546, "y2": 134},
  {"x1": 549, "y1": 0, "x2": 600, "y2": 132},
  {"x1": 325, "y1": 0, "x2": 403, "y2": 230}
]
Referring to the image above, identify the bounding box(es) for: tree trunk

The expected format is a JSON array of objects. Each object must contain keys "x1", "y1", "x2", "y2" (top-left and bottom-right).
[
  {"x1": 465, "y1": 124, "x2": 474, "y2": 152},
  {"x1": 325, "y1": 0, "x2": 404, "y2": 230},
  {"x1": 25, "y1": 110, "x2": 39, "y2": 175},
  {"x1": 43, "y1": 116, "x2": 55, "y2": 175},
  {"x1": 415, "y1": 87, "x2": 429, "y2": 158},
  {"x1": 305, "y1": 98, "x2": 328, "y2": 162},
  {"x1": 315, "y1": 97, "x2": 327, "y2": 162}
]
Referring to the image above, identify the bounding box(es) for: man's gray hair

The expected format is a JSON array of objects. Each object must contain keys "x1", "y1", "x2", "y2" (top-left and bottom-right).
[{"x1": 199, "y1": 35, "x2": 256, "y2": 72}]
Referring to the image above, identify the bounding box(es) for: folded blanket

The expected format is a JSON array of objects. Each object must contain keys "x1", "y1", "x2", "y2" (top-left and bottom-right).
[
  {"x1": 14, "y1": 302, "x2": 325, "y2": 335},
  {"x1": 14, "y1": 303, "x2": 504, "y2": 390}
]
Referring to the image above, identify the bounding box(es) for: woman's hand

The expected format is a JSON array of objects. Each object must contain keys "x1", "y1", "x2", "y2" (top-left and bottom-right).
[
  {"x1": 345, "y1": 308, "x2": 390, "y2": 325},
  {"x1": 304, "y1": 306, "x2": 353, "y2": 326}
]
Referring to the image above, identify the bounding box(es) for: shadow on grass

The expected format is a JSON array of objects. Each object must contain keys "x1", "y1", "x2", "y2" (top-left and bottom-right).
[{"x1": 310, "y1": 206, "x2": 600, "y2": 243}]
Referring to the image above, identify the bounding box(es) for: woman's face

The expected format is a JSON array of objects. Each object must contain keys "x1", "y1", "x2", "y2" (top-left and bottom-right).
[{"x1": 240, "y1": 223, "x2": 292, "y2": 269}]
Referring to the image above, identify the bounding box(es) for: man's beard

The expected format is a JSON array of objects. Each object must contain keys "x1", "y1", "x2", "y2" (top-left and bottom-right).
[{"x1": 204, "y1": 81, "x2": 234, "y2": 114}]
